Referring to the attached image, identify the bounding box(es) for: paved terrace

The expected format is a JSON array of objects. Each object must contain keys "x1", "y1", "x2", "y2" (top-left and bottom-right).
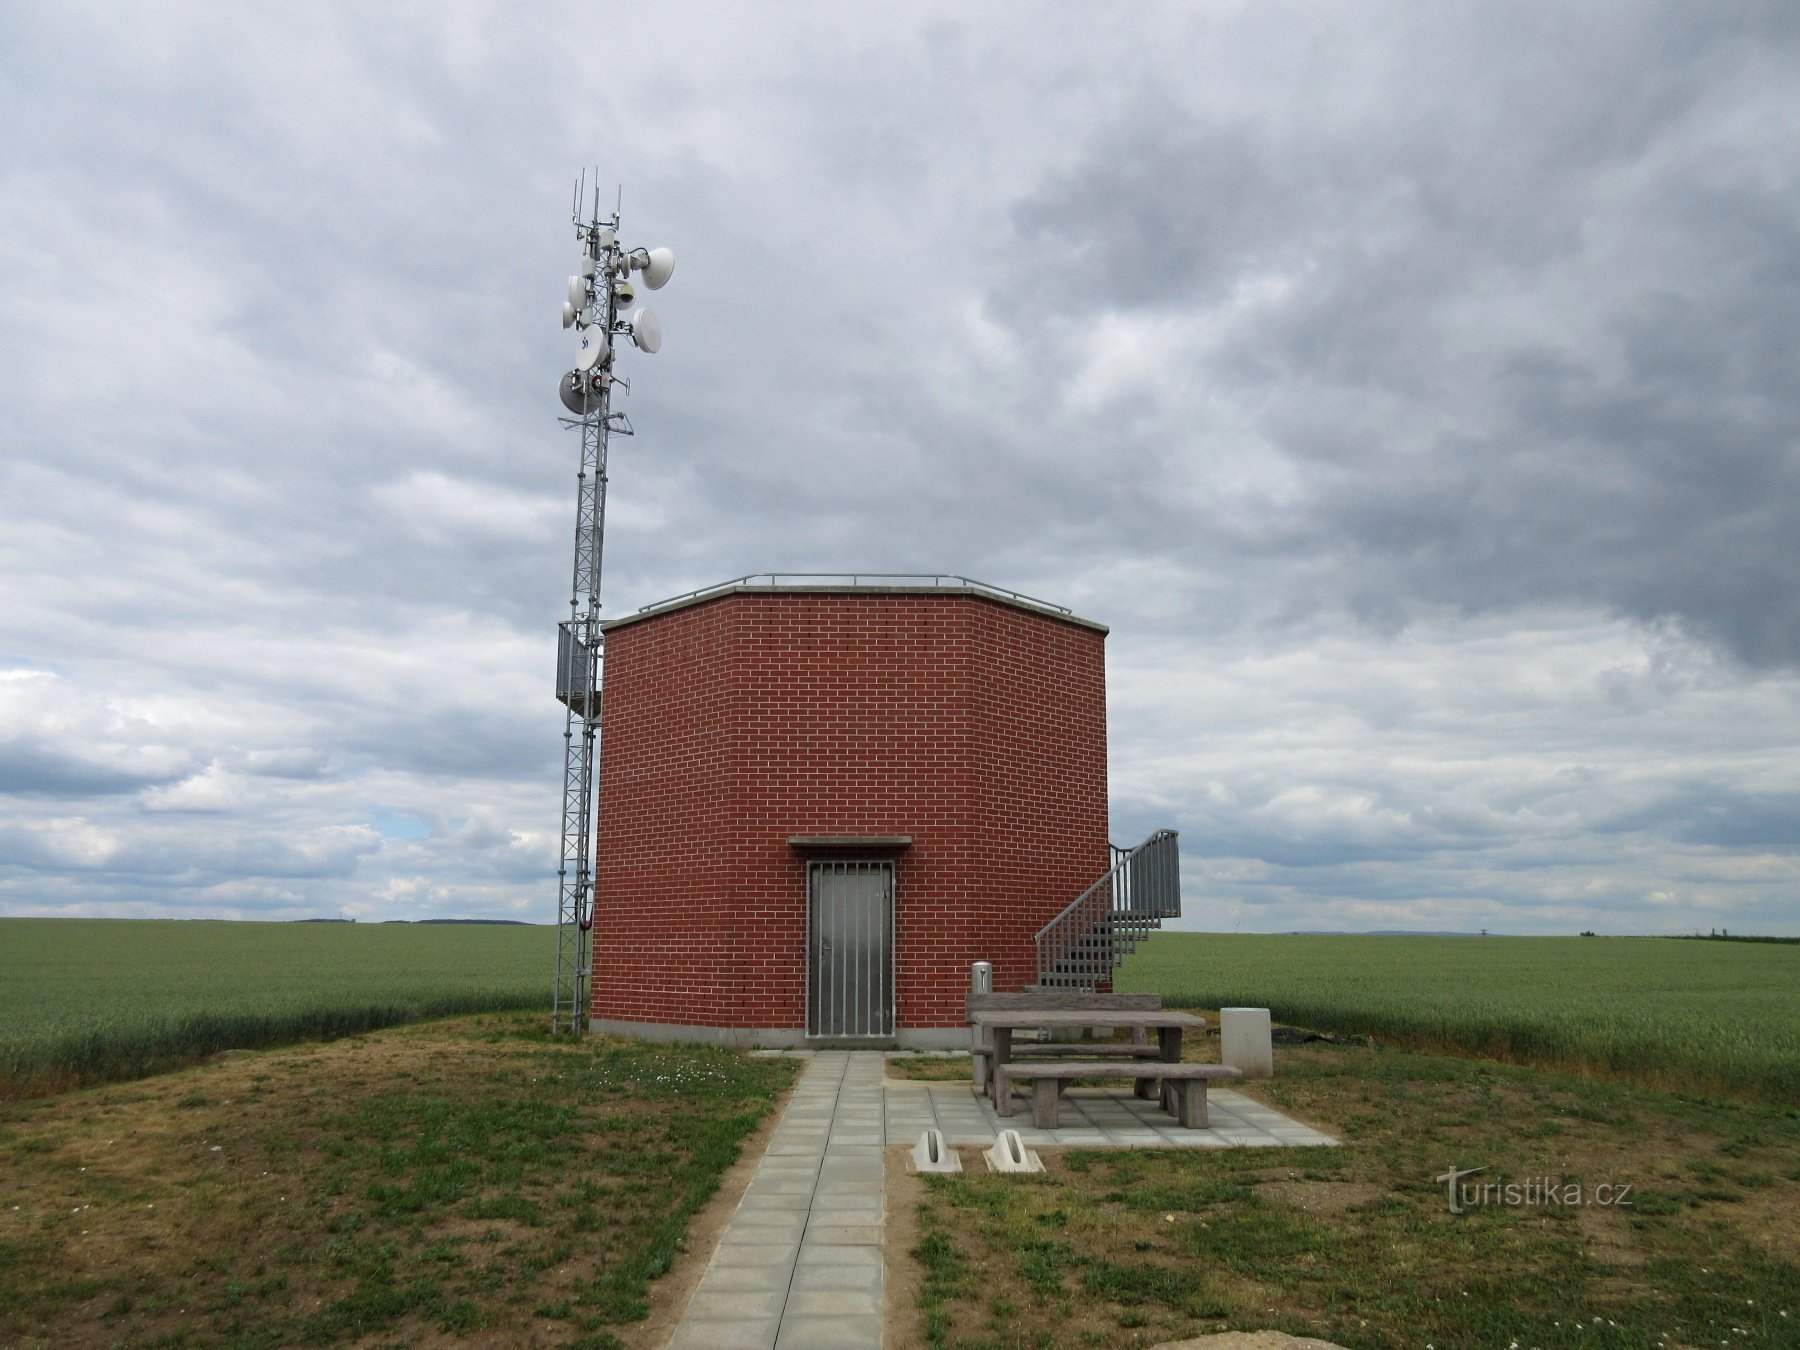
[{"x1": 667, "y1": 1052, "x2": 1337, "y2": 1349}]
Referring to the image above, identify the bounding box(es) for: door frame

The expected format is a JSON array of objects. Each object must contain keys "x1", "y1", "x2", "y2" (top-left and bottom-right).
[{"x1": 804, "y1": 858, "x2": 896, "y2": 1039}]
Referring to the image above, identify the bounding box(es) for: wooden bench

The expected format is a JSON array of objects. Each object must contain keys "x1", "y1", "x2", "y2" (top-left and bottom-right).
[
  {"x1": 967, "y1": 991, "x2": 1162, "y2": 1089},
  {"x1": 994, "y1": 1060, "x2": 1244, "y2": 1129}
]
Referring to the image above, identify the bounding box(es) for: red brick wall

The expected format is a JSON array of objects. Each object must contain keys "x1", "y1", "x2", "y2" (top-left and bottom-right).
[{"x1": 590, "y1": 589, "x2": 1109, "y2": 1031}]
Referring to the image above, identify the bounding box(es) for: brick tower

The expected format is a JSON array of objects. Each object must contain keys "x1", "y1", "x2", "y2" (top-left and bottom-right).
[{"x1": 588, "y1": 577, "x2": 1114, "y2": 1047}]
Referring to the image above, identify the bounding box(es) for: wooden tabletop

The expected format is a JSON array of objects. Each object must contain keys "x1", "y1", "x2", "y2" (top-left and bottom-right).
[{"x1": 969, "y1": 1010, "x2": 1207, "y2": 1030}]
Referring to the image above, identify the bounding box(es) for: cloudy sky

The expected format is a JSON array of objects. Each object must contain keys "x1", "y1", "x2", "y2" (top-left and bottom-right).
[{"x1": 3, "y1": 3, "x2": 1797, "y2": 935}]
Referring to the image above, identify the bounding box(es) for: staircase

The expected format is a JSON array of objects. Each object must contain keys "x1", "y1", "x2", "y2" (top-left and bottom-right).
[{"x1": 1034, "y1": 830, "x2": 1181, "y2": 990}]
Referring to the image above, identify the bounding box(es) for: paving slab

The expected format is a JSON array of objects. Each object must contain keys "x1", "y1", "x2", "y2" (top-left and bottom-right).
[
  {"x1": 667, "y1": 1317, "x2": 780, "y2": 1349},
  {"x1": 774, "y1": 1314, "x2": 884, "y2": 1348},
  {"x1": 710, "y1": 1242, "x2": 802, "y2": 1267},
  {"x1": 803, "y1": 1222, "x2": 883, "y2": 1245},
  {"x1": 807, "y1": 1202, "x2": 883, "y2": 1225},
  {"x1": 784, "y1": 1287, "x2": 883, "y2": 1317},
  {"x1": 789, "y1": 1263, "x2": 882, "y2": 1291},
  {"x1": 683, "y1": 1289, "x2": 790, "y2": 1321},
  {"x1": 794, "y1": 1242, "x2": 883, "y2": 1270},
  {"x1": 733, "y1": 1192, "x2": 815, "y2": 1212},
  {"x1": 696, "y1": 1265, "x2": 796, "y2": 1293}
]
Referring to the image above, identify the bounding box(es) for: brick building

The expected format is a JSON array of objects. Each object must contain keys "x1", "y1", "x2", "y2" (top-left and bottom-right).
[{"x1": 589, "y1": 575, "x2": 1175, "y2": 1047}]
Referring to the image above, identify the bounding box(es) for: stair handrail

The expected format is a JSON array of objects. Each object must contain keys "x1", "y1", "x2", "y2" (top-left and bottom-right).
[{"x1": 1034, "y1": 829, "x2": 1180, "y2": 989}]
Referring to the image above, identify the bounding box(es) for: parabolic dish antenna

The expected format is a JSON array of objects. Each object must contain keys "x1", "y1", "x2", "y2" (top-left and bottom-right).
[
  {"x1": 559, "y1": 370, "x2": 598, "y2": 415},
  {"x1": 562, "y1": 301, "x2": 576, "y2": 329},
  {"x1": 640, "y1": 247, "x2": 675, "y2": 290},
  {"x1": 628, "y1": 307, "x2": 662, "y2": 354},
  {"x1": 575, "y1": 326, "x2": 610, "y2": 370},
  {"x1": 566, "y1": 275, "x2": 586, "y2": 308}
]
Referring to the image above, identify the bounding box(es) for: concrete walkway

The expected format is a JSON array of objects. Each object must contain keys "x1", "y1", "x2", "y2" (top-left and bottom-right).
[
  {"x1": 667, "y1": 1053, "x2": 1336, "y2": 1348},
  {"x1": 669, "y1": 1052, "x2": 886, "y2": 1349}
]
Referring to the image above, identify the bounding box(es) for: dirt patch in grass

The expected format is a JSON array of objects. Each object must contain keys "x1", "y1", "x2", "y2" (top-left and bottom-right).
[
  {"x1": 1573, "y1": 1204, "x2": 1645, "y2": 1269},
  {"x1": 885, "y1": 1143, "x2": 930, "y2": 1343},
  {"x1": 1255, "y1": 1180, "x2": 1384, "y2": 1216},
  {"x1": 0, "y1": 1011, "x2": 798, "y2": 1348}
]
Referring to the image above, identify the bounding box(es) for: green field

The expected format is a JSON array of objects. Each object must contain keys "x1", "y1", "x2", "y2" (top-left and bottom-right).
[
  {"x1": 1118, "y1": 933, "x2": 1800, "y2": 1104},
  {"x1": 0, "y1": 919, "x2": 548, "y2": 1098},
  {"x1": 9, "y1": 922, "x2": 1798, "y2": 1107}
]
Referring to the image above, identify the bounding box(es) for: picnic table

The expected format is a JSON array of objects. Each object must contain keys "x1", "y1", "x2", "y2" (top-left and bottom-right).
[{"x1": 969, "y1": 1008, "x2": 1209, "y2": 1102}]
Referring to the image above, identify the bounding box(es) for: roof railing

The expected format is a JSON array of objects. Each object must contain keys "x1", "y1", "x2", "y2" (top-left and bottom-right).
[{"x1": 636, "y1": 572, "x2": 1072, "y2": 615}]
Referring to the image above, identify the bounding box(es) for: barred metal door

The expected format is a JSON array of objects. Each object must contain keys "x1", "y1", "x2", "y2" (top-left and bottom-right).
[{"x1": 807, "y1": 861, "x2": 894, "y2": 1038}]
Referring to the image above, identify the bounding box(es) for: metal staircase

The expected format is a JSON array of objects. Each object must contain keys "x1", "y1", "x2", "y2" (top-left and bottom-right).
[{"x1": 1034, "y1": 830, "x2": 1181, "y2": 990}]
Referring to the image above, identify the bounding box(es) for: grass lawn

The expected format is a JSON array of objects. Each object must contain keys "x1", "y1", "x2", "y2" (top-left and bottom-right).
[
  {"x1": 1116, "y1": 934, "x2": 1800, "y2": 1104},
  {"x1": 0, "y1": 919, "x2": 549, "y2": 1098},
  {"x1": 898, "y1": 1028, "x2": 1800, "y2": 1348},
  {"x1": 0, "y1": 1011, "x2": 799, "y2": 1348}
]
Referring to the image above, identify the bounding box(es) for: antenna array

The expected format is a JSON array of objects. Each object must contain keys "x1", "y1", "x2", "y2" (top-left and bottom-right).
[{"x1": 550, "y1": 172, "x2": 675, "y2": 1036}]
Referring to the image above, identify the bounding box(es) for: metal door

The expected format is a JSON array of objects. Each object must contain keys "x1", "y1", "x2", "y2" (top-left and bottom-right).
[{"x1": 807, "y1": 861, "x2": 894, "y2": 1038}]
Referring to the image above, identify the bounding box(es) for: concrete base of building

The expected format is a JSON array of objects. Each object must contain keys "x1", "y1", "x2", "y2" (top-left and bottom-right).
[{"x1": 589, "y1": 1017, "x2": 968, "y2": 1052}]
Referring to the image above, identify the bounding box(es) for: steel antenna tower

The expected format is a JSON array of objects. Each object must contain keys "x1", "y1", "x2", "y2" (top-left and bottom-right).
[{"x1": 550, "y1": 174, "x2": 674, "y2": 1036}]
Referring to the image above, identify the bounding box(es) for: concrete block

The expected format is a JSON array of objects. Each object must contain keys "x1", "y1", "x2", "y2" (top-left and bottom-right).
[{"x1": 1220, "y1": 1006, "x2": 1274, "y2": 1079}]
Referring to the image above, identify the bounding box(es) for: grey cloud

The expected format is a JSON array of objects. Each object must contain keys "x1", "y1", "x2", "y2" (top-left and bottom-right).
[
  {"x1": 0, "y1": 742, "x2": 188, "y2": 797},
  {"x1": 1601, "y1": 785, "x2": 1800, "y2": 851},
  {"x1": 0, "y1": 818, "x2": 379, "y2": 883},
  {"x1": 236, "y1": 748, "x2": 334, "y2": 779},
  {"x1": 983, "y1": 4, "x2": 1800, "y2": 666}
]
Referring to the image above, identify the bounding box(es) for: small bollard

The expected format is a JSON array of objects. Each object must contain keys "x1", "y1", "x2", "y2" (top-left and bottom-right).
[
  {"x1": 910, "y1": 1128, "x2": 962, "y2": 1174},
  {"x1": 1220, "y1": 1007, "x2": 1274, "y2": 1079},
  {"x1": 983, "y1": 1129, "x2": 1044, "y2": 1174},
  {"x1": 970, "y1": 960, "x2": 993, "y2": 1091}
]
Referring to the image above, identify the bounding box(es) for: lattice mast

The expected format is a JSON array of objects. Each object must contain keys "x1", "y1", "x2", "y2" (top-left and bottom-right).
[{"x1": 550, "y1": 176, "x2": 673, "y2": 1035}]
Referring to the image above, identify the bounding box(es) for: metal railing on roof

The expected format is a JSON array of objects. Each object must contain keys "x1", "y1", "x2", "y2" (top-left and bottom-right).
[{"x1": 636, "y1": 572, "x2": 1072, "y2": 615}]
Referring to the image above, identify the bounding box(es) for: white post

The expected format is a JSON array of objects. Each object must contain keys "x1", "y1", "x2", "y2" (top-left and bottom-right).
[{"x1": 1220, "y1": 1007, "x2": 1274, "y2": 1079}]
